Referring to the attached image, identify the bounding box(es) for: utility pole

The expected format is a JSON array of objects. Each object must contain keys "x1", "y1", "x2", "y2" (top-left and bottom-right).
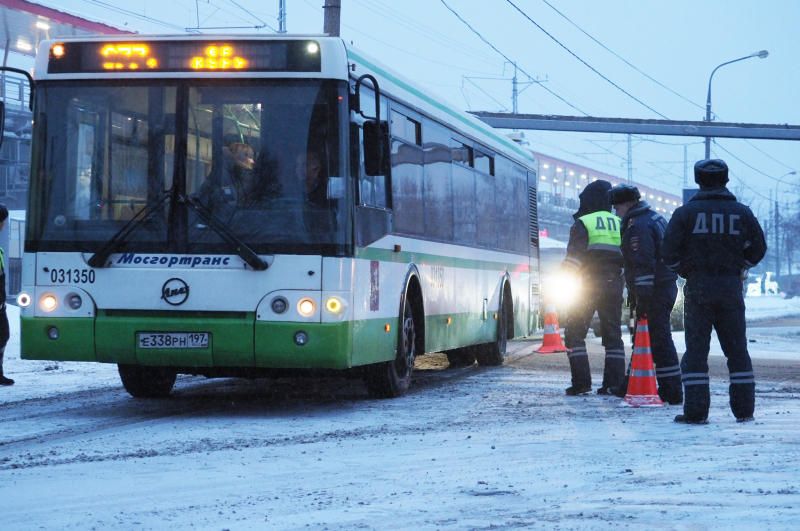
[
  {"x1": 323, "y1": 0, "x2": 341, "y2": 36},
  {"x1": 278, "y1": 0, "x2": 286, "y2": 33},
  {"x1": 627, "y1": 134, "x2": 633, "y2": 184},
  {"x1": 775, "y1": 199, "x2": 781, "y2": 277},
  {"x1": 683, "y1": 144, "x2": 688, "y2": 188}
]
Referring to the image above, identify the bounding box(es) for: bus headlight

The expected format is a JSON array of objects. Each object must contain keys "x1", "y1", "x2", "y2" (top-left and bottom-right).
[
  {"x1": 270, "y1": 296, "x2": 288, "y2": 314},
  {"x1": 66, "y1": 293, "x2": 83, "y2": 310},
  {"x1": 40, "y1": 293, "x2": 58, "y2": 313},
  {"x1": 17, "y1": 292, "x2": 31, "y2": 307},
  {"x1": 324, "y1": 296, "x2": 345, "y2": 315},
  {"x1": 297, "y1": 298, "x2": 316, "y2": 317}
]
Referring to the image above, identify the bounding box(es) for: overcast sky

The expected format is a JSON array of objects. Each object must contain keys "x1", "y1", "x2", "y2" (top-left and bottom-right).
[{"x1": 26, "y1": 0, "x2": 800, "y2": 216}]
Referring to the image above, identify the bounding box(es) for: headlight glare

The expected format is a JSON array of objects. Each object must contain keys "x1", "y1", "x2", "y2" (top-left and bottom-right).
[
  {"x1": 40, "y1": 293, "x2": 58, "y2": 313},
  {"x1": 297, "y1": 298, "x2": 315, "y2": 317}
]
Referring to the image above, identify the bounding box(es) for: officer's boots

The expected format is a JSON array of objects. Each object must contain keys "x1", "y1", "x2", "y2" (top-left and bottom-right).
[{"x1": 0, "y1": 348, "x2": 13, "y2": 386}]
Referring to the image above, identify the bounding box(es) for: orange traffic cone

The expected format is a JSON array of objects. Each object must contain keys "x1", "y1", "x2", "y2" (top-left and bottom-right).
[
  {"x1": 622, "y1": 317, "x2": 664, "y2": 407},
  {"x1": 536, "y1": 304, "x2": 567, "y2": 353}
]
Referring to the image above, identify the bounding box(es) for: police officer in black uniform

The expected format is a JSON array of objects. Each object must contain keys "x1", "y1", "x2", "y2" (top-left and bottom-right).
[
  {"x1": 662, "y1": 159, "x2": 766, "y2": 424},
  {"x1": 562, "y1": 179, "x2": 626, "y2": 396},
  {"x1": 608, "y1": 184, "x2": 682, "y2": 404},
  {"x1": 0, "y1": 204, "x2": 12, "y2": 386}
]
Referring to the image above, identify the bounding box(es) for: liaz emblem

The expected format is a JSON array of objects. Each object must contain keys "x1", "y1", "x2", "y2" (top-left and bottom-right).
[{"x1": 161, "y1": 278, "x2": 190, "y2": 306}]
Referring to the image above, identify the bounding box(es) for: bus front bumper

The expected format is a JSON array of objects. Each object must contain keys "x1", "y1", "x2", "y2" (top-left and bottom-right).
[{"x1": 21, "y1": 314, "x2": 352, "y2": 370}]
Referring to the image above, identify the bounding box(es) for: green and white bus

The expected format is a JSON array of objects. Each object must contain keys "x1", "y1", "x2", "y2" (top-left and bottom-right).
[{"x1": 4, "y1": 35, "x2": 540, "y2": 398}]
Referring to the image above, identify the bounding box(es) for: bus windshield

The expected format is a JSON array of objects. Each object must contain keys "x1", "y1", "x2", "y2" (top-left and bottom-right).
[{"x1": 29, "y1": 79, "x2": 350, "y2": 256}]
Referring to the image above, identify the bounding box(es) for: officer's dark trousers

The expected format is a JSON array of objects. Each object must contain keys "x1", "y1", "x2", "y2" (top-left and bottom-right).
[
  {"x1": 681, "y1": 276, "x2": 755, "y2": 420},
  {"x1": 0, "y1": 305, "x2": 8, "y2": 373},
  {"x1": 564, "y1": 273, "x2": 625, "y2": 389},
  {"x1": 648, "y1": 282, "x2": 682, "y2": 402}
]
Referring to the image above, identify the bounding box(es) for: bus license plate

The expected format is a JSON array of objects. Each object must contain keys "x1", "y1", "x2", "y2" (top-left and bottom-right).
[{"x1": 137, "y1": 332, "x2": 209, "y2": 349}]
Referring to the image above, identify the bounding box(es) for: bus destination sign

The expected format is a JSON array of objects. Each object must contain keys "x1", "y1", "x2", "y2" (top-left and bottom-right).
[{"x1": 47, "y1": 40, "x2": 322, "y2": 74}]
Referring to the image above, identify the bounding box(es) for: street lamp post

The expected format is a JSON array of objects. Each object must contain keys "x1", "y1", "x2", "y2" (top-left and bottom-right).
[
  {"x1": 704, "y1": 50, "x2": 769, "y2": 158},
  {"x1": 774, "y1": 170, "x2": 797, "y2": 277}
]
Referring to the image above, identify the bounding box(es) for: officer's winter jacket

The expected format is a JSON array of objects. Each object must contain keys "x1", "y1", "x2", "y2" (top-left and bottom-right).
[
  {"x1": 661, "y1": 187, "x2": 766, "y2": 278},
  {"x1": 620, "y1": 200, "x2": 677, "y2": 297}
]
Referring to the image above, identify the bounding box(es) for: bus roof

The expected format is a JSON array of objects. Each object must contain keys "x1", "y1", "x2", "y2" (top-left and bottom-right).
[{"x1": 34, "y1": 34, "x2": 535, "y2": 168}]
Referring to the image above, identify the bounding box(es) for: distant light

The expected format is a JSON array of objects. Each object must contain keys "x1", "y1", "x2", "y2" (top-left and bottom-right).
[
  {"x1": 556, "y1": 167, "x2": 563, "y2": 173},
  {"x1": 16, "y1": 39, "x2": 33, "y2": 52},
  {"x1": 51, "y1": 43, "x2": 65, "y2": 58},
  {"x1": 553, "y1": 177, "x2": 559, "y2": 183},
  {"x1": 306, "y1": 42, "x2": 319, "y2": 54},
  {"x1": 580, "y1": 173, "x2": 587, "y2": 180},
  {"x1": 568, "y1": 170, "x2": 575, "y2": 176},
  {"x1": 36, "y1": 20, "x2": 51, "y2": 31},
  {"x1": 542, "y1": 163, "x2": 550, "y2": 169},
  {"x1": 540, "y1": 175, "x2": 547, "y2": 181}
]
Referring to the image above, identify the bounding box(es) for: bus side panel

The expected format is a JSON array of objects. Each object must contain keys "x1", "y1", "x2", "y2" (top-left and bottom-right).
[
  {"x1": 350, "y1": 255, "x2": 403, "y2": 366},
  {"x1": 508, "y1": 267, "x2": 532, "y2": 338},
  {"x1": 21, "y1": 317, "x2": 96, "y2": 362}
]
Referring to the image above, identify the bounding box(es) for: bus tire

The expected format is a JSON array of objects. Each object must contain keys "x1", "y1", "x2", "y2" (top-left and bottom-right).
[
  {"x1": 365, "y1": 295, "x2": 418, "y2": 398},
  {"x1": 118, "y1": 364, "x2": 177, "y2": 398},
  {"x1": 446, "y1": 347, "x2": 476, "y2": 368},
  {"x1": 475, "y1": 289, "x2": 511, "y2": 367}
]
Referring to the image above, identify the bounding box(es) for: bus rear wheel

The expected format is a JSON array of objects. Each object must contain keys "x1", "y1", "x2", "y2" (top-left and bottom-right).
[
  {"x1": 118, "y1": 364, "x2": 177, "y2": 398},
  {"x1": 475, "y1": 294, "x2": 510, "y2": 366},
  {"x1": 365, "y1": 297, "x2": 417, "y2": 398}
]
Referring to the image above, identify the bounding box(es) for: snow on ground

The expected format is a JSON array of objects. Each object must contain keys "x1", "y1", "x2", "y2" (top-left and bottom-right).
[
  {"x1": 744, "y1": 293, "x2": 800, "y2": 322},
  {"x1": 0, "y1": 303, "x2": 799, "y2": 530}
]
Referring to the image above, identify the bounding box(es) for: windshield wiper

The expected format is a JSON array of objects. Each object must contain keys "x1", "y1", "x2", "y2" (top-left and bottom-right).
[
  {"x1": 88, "y1": 189, "x2": 173, "y2": 268},
  {"x1": 182, "y1": 194, "x2": 269, "y2": 271}
]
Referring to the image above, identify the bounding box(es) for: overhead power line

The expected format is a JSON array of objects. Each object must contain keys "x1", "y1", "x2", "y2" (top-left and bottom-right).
[
  {"x1": 538, "y1": 0, "x2": 796, "y2": 177},
  {"x1": 539, "y1": 0, "x2": 704, "y2": 113},
  {"x1": 438, "y1": 0, "x2": 589, "y2": 115},
  {"x1": 504, "y1": 0, "x2": 669, "y2": 119}
]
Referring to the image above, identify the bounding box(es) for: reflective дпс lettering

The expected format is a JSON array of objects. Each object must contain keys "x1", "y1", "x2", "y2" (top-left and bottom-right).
[{"x1": 692, "y1": 213, "x2": 741, "y2": 235}]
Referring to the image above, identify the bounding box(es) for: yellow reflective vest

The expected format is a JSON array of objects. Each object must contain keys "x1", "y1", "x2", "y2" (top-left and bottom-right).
[{"x1": 578, "y1": 211, "x2": 622, "y2": 253}]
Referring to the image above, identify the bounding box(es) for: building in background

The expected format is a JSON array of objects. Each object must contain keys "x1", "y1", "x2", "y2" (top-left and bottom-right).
[{"x1": 534, "y1": 151, "x2": 682, "y2": 242}]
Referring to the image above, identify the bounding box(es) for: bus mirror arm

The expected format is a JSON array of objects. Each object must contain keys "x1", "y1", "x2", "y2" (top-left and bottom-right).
[
  {"x1": 181, "y1": 195, "x2": 269, "y2": 271},
  {"x1": 353, "y1": 74, "x2": 380, "y2": 122}
]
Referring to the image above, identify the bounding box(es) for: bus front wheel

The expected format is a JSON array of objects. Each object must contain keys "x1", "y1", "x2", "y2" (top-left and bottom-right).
[
  {"x1": 365, "y1": 297, "x2": 418, "y2": 398},
  {"x1": 118, "y1": 364, "x2": 177, "y2": 398}
]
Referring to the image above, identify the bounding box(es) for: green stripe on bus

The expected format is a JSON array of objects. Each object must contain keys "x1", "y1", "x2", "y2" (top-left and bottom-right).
[{"x1": 355, "y1": 246, "x2": 529, "y2": 272}]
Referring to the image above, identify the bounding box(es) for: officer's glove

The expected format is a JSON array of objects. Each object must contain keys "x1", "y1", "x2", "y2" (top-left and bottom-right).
[{"x1": 635, "y1": 288, "x2": 653, "y2": 318}]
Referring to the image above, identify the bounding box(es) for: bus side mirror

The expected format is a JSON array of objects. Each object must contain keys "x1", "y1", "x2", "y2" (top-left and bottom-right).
[
  {"x1": 363, "y1": 119, "x2": 389, "y2": 176},
  {"x1": 0, "y1": 102, "x2": 5, "y2": 148}
]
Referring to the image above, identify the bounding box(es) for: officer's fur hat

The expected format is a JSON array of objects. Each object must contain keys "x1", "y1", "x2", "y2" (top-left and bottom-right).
[
  {"x1": 694, "y1": 159, "x2": 729, "y2": 188},
  {"x1": 607, "y1": 184, "x2": 641, "y2": 205}
]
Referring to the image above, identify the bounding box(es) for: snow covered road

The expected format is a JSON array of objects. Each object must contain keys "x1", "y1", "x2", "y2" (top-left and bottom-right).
[{"x1": 1, "y1": 337, "x2": 798, "y2": 530}]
